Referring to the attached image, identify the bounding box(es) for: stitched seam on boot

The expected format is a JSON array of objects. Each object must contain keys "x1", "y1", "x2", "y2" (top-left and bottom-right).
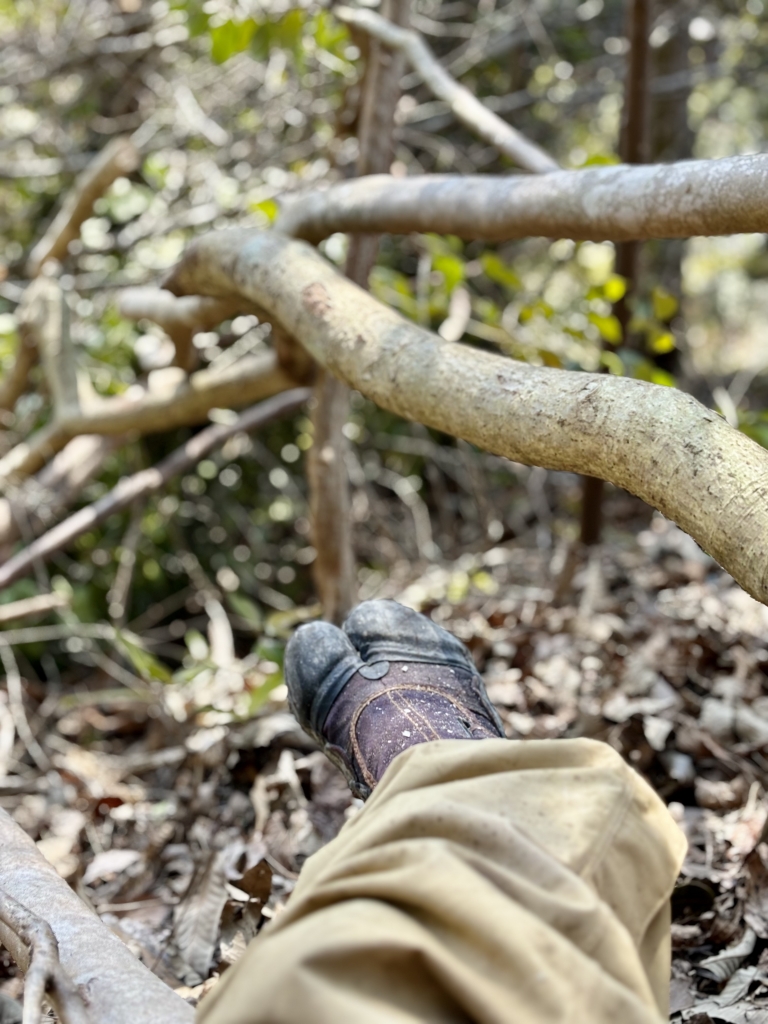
[{"x1": 349, "y1": 684, "x2": 477, "y2": 790}]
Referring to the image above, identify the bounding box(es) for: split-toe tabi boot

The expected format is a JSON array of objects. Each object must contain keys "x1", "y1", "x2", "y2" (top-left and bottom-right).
[{"x1": 285, "y1": 599, "x2": 505, "y2": 799}]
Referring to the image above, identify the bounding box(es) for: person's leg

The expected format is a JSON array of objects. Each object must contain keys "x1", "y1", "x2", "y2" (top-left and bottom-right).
[{"x1": 197, "y1": 602, "x2": 686, "y2": 1024}]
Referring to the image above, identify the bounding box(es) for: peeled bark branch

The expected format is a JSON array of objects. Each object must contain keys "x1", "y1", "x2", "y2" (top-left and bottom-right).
[
  {"x1": 0, "y1": 808, "x2": 193, "y2": 1024},
  {"x1": 0, "y1": 389, "x2": 310, "y2": 589},
  {"x1": 0, "y1": 351, "x2": 294, "y2": 484},
  {"x1": 277, "y1": 154, "x2": 768, "y2": 244},
  {"x1": 165, "y1": 229, "x2": 768, "y2": 606},
  {"x1": 27, "y1": 137, "x2": 140, "y2": 277},
  {"x1": 335, "y1": 6, "x2": 558, "y2": 174}
]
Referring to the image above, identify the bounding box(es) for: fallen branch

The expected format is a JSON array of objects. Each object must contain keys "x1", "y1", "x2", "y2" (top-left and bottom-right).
[
  {"x1": 0, "y1": 807, "x2": 194, "y2": 1024},
  {"x1": 335, "y1": 6, "x2": 558, "y2": 174},
  {"x1": 165, "y1": 229, "x2": 768, "y2": 606},
  {"x1": 277, "y1": 153, "x2": 768, "y2": 243},
  {"x1": 26, "y1": 137, "x2": 140, "y2": 277},
  {"x1": 118, "y1": 288, "x2": 244, "y2": 372},
  {"x1": 0, "y1": 350, "x2": 295, "y2": 484},
  {"x1": 0, "y1": 389, "x2": 310, "y2": 588}
]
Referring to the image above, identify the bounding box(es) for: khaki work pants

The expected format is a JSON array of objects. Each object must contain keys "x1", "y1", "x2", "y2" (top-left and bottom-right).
[{"x1": 198, "y1": 738, "x2": 687, "y2": 1024}]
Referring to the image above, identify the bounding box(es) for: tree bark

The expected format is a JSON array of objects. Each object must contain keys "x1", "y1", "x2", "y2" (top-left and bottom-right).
[
  {"x1": 276, "y1": 154, "x2": 768, "y2": 244},
  {"x1": 0, "y1": 808, "x2": 193, "y2": 1024},
  {"x1": 165, "y1": 229, "x2": 768, "y2": 607}
]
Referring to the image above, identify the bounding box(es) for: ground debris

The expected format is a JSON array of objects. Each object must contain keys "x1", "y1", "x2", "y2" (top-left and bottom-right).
[{"x1": 4, "y1": 514, "x2": 768, "y2": 1021}]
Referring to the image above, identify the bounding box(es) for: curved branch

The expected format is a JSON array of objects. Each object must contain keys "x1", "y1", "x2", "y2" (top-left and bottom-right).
[
  {"x1": 0, "y1": 389, "x2": 310, "y2": 589},
  {"x1": 335, "y1": 6, "x2": 558, "y2": 174},
  {"x1": 277, "y1": 154, "x2": 768, "y2": 243},
  {"x1": 165, "y1": 229, "x2": 768, "y2": 605}
]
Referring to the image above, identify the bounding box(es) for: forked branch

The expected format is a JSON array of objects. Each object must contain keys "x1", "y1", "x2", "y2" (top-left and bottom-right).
[
  {"x1": 0, "y1": 389, "x2": 310, "y2": 588},
  {"x1": 26, "y1": 136, "x2": 140, "y2": 277}
]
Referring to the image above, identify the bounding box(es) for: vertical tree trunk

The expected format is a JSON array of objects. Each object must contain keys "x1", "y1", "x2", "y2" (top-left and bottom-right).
[
  {"x1": 309, "y1": 0, "x2": 409, "y2": 623},
  {"x1": 579, "y1": 0, "x2": 652, "y2": 546}
]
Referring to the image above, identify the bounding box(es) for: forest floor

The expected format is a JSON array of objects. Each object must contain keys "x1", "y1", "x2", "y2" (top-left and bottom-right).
[{"x1": 3, "y1": 502, "x2": 768, "y2": 1023}]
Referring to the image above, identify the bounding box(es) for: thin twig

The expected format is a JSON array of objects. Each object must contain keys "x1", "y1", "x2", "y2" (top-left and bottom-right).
[
  {"x1": 0, "y1": 642, "x2": 50, "y2": 773},
  {"x1": 27, "y1": 136, "x2": 140, "y2": 277},
  {"x1": 0, "y1": 388, "x2": 310, "y2": 589},
  {"x1": 335, "y1": 6, "x2": 559, "y2": 173},
  {"x1": 0, "y1": 592, "x2": 70, "y2": 624}
]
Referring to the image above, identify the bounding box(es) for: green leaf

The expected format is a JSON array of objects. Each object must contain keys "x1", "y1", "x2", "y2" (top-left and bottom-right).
[
  {"x1": 651, "y1": 286, "x2": 678, "y2": 322},
  {"x1": 249, "y1": 197, "x2": 278, "y2": 223},
  {"x1": 115, "y1": 633, "x2": 172, "y2": 683},
  {"x1": 600, "y1": 350, "x2": 624, "y2": 375},
  {"x1": 588, "y1": 312, "x2": 622, "y2": 344},
  {"x1": 480, "y1": 252, "x2": 522, "y2": 291},
  {"x1": 581, "y1": 153, "x2": 621, "y2": 166},
  {"x1": 247, "y1": 668, "x2": 284, "y2": 714},
  {"x1": 210, "y1": 19, "x2": 257, "y2": 64},
  {"x1": 649, "y1": 330, "x2": 675, "y2": 355},
  {"x1": 226, "y1": 592, "x2": 263, "y2": 632},
  {"x1": 603, "y1": 274, "x2": 627, "y2": 303},
  {"x1": 432, "y1": 253, "x2": 465, "y2": 293}
]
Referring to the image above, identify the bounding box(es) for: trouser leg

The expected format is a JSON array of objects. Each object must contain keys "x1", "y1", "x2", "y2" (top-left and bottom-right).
[{"x1": 197, "y1": 737, "x2": 686, "y2": 1024}]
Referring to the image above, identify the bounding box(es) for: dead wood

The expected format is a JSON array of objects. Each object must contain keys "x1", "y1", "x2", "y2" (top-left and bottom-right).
[{"x1": 335, "y1": 6, "x2": 558, "y2": 174}]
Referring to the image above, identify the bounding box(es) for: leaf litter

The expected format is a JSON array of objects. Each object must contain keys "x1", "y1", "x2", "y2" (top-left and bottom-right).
[{"x1": 3, "y1": 510, "x2": 768, "y2": 1021}]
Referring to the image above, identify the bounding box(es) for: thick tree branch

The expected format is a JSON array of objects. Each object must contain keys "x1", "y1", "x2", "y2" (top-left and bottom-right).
[
  {"x1": 26, "y1": 137, "x2": 140, "y2": 277},
  {"x1": 0, "y1": 350, "x2": 295, "y2": 484},
  {"x1": 335, "y1": 6, "x2": 558, "y2": 174},
  {"x1": 277, "y1": 154, "x2": 768, "y2": 244},
  {"x1": 165, "y1": 229, "x2": 768, "y2": 606},
  {"x1": 0, "y1": 808, "x2": 193, "y2": 1024},
  {"x1": 0, "y1": 389, "x2": 310, "y2": 589}
]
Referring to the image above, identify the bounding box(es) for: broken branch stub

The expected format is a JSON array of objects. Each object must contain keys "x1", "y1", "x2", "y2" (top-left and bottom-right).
[
  {"x1": 165, "y1": 229, "x2": 768, "y2": 606},
  {"x1": 277, "y1": 154, "x2": 768, "y2": 244}
]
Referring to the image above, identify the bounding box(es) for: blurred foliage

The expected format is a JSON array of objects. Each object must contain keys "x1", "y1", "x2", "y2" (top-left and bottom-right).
[{"x1": 2, "y1": 0, "x2": 768, "y2": 707}]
